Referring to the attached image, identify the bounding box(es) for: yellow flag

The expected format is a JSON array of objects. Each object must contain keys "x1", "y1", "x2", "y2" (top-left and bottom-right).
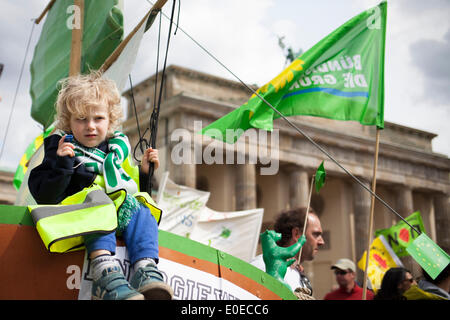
[{"x1": 358, "y1": 235, "x2": 403, "y2": 292}]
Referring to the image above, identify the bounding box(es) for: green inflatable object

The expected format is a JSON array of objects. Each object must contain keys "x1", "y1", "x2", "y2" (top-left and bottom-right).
[{"x1": 260, "y1": 230, "x2": 306, "y2": 289}]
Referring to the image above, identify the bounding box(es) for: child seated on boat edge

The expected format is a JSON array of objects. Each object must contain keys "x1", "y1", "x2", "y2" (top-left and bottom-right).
[{"x1": 28, "y1": 70, "x2": 173, "y2": 300}]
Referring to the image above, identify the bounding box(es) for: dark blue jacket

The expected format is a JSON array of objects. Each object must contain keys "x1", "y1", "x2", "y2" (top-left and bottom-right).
[{"x1": 28, "y1": 134, "x2": 149, "y2": 204}]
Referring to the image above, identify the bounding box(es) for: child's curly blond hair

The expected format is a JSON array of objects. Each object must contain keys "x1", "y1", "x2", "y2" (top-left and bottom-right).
[{"x1": 55, "y1": 71, "x2": 123, "y2": 137}]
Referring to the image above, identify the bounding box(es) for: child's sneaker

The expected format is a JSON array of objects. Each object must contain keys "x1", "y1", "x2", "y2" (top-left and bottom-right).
[
  {"x1": 130, "y1": 261, "x2": 173, "y2": 300},
  {"x1": 91, "y1": 266, "x2": 144, "y2": 300}
]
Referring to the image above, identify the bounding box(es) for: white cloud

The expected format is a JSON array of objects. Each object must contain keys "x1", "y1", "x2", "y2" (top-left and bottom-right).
[{"x1": 383, "y1": 0, "x2": 450, "y2": 156}]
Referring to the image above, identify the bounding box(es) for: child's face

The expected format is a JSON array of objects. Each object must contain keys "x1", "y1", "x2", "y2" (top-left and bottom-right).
[{"x1": 70, "y1": 104, "x2": 110, "y2": 147}]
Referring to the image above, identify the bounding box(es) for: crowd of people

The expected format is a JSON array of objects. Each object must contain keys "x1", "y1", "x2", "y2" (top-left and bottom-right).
[{"x1": 251, "y1": 206, "x2": 449, "y2": 300}]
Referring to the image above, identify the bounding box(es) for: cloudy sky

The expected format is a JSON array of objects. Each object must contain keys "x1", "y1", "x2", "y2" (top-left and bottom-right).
[{"x1": 0, "y1": 0, "x2": 449, "y2": 171}]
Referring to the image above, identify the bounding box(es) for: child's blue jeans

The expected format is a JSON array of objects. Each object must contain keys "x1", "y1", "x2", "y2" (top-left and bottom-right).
[{"x1": 84, "y1": 204, "x2": 159, "y2": 265}]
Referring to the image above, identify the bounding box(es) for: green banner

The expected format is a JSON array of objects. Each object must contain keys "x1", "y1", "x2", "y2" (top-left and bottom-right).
[
  {"x1": 202, "y1": 1, "x2": 387, "y2": 143},
  {"x1": 375, "y1": 211, "x2": 426, "y2": 257},
  {"x1": 30, "y1": 0, "x2": 123, "y2": 129},
  {"x1": 314, "y1": 161, "x2": 326, "y2": 193},
  {"x1": 406, "y1": 233, "x2": 450, "y2": 280}
]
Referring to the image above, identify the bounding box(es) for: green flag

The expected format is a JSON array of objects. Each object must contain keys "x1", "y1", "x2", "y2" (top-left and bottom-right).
[
  {"x1": 30, "y1": 0, "x2": 124, "y2": 129},
  {"x1": 315, "y1": 161, "x2": 326, "y2": 193},
  {"x1": 406, "y1": 233, "x2": 450, "y2": 280},
  {"x1": 13, "y1": 125, "x2": 54, "y2": 190},
  {"x1": 374, "y1": 211, "x2": 426, "y2": 257},
  {"x1": 202, "y1": 2, "x2": 387, "y2": 143}
]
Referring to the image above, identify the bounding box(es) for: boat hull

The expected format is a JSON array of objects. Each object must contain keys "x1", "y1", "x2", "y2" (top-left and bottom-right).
[{"x1": 0, "y1": 205, "x2": 295, "y2": 300}]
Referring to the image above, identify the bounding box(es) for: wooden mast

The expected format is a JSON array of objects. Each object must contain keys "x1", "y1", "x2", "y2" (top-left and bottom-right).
[
  {"x1": 36, "y1": 0, "x2": 168, "y2": 75},
  {"x1": 69, "y1": 0, "x2": 84, "y2": 76}
]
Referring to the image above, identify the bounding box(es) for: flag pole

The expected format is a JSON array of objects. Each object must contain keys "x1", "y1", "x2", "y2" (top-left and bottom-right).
[
  {"x1": 297, "y1": 175, "x2": 315, "y2": 267},
  {"x1": 35, "y1": 0, "x2": 57, "y2": 25},
  {"x1": 362, "y1": 128, "x2": 381, "y2": 300},
  {"x1": 99, "y1": 0, "x2": 168, "y2": 73}
]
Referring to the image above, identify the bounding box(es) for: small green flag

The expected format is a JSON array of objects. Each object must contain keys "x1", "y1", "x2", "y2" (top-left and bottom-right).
[
  {"x1": 406, "y1": 233, "x2": 450, "y2": 280},
  {"x1": 315, "y1": 161, "x2": 326, "y2": 193},
  {"x1": 201, "y1": 2, "x2": 387, "y2": 143}
]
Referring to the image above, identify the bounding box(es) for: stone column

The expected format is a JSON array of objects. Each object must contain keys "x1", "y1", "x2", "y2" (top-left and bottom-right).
[
  {"x1": 396, "y1": 186, "x2": 421, "y2": 277},
  {"x1": 396, "y1": 187, "x2": 414, "y2": 217},
  {"x1": 235, "y1": 164, "x2": 257, "y2": 210},
  {"x1": 352, "y1": 179, "x2": 371, "y2": 283},
  {"x1": 172, "y1": 162, "x2": 196, "y2": 188},
  {"x1": 170, "y1": 141, "x2": 197, "y2": 188},
  {"x1": 289, "y1": 169, "x2": 310, "y2": 209},
  {"x1": 434, "y1": 194, "x2": 450, "y2": 250}
]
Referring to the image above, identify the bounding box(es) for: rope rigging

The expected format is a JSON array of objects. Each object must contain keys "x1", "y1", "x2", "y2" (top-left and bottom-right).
[
  {"x1": 7, "y1": 0, "x2": 418, "y2": 234},
  {"x1": 143, "y1": 0, "x2": 420, "y2": 234},
  {"x1": 129, "y1": 0, "x2": 179, "y2": 195}
]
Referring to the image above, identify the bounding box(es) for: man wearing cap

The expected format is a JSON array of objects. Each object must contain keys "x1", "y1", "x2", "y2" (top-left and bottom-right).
[{"x1": 323, "y1": 258, "x2": 374, "y2": 300}]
